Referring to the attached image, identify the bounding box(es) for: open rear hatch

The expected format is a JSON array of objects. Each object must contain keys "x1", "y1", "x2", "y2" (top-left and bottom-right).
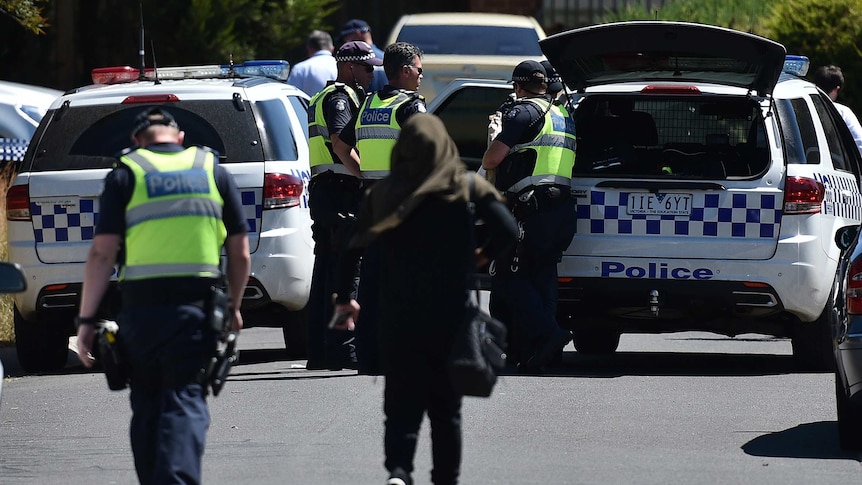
[{"x1": 539, "y1": 21, "x2": 786, "y2": 96}]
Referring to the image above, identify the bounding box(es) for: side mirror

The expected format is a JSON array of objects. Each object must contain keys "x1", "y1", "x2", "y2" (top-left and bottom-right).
[
  {"x1": 835, "y1": 225, "x2": 861, "y2": 252},
  {"x1": 0, "y1": 262, "x2": 27, "y2": 294}
]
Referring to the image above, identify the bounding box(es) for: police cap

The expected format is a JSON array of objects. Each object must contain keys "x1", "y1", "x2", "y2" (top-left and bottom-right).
[
  {"x1": 510, "y1": 60, "x2": 546, "y2": 84},
  {"x1": 541, "y1": 60, "x2": 563, "y2": 94}
]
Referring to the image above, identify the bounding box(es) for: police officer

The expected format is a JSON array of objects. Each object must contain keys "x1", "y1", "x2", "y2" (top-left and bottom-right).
[
  {"x1": 482, "y1": 60, "x2": 577, "y2": 371},
  {"x1": 306, "y1": 40, "x2": 381, "y2": 370},
  {"x1": 334, "y1": 41, "x2": 426, "y2": 375},
  {"x1": 75, "y1": 107, "x2": 250, "y2": 484}
]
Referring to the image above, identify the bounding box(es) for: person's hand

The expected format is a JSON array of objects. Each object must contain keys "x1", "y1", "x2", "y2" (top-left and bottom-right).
[
  {"x1": 475, "y1": 247, "x2": 490, "y2": 269},
  {"x1": 75, "y1": 324, "x2": 97, "y2": 368},
  {"x1": 230, "y1": 307, "x2": 244, "y2": 333},
  {"x1": 330, "y1": 300, "x2": 360, "y2": 331},
  {"x1": 487, "y1": 111, "x2": 503, "y2": 147}
]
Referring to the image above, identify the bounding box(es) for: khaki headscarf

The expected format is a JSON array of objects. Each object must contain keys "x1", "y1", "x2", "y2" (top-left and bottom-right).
[{"x1": 352, "y1": 113, "x2": 503, "y2": 246}]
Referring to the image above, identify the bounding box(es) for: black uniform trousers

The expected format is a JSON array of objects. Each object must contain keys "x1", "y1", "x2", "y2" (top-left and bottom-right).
[
  {"x1": 307, "y1": 172, "x2": 362, "y2": 368},
  {"x1": 490, "y1": 186, "x2": 577, "y2": 365},
  {"x1": 117, "y1": 292, "x2": 217, "y2": 485}
]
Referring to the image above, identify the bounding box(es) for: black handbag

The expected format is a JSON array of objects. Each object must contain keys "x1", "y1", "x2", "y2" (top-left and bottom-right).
[{"x1": 448, "y1": 173, "x2": 508, "y2": 397}]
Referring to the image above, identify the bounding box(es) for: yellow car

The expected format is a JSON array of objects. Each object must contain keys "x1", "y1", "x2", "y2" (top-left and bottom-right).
[{"x1": 386, "y1": 12, "x2": 546, "y2": 103}]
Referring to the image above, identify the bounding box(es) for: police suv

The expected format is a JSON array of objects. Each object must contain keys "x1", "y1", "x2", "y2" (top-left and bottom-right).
[
  {"x1": 430, "y1": 22, "x2": 862, "y2": 371},
  {"x1": 6, "y1": 61, "x2": 314, "y2": 372}
]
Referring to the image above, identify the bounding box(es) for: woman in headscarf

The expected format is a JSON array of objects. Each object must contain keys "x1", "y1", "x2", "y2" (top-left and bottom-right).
[{"x1": 332, "y1": 113, "x2": 518, "y2": 485}]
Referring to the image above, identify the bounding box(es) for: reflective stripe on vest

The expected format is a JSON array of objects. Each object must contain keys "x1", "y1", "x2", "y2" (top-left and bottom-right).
[
  {"x1": 506, "y1": 98, "x2": 576, "y2": 193},
  {"x1": 120, "y1": 147, "x2": 226, "y2": 281},
  {"x1": 356, "y1": 92, "x2": 414, "y2": 175},
  {"x1": 308, "y1": 83, "x2": 361, "y2": 174}
]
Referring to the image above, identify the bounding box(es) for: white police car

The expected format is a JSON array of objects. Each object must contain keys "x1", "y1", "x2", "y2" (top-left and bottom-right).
[
  {"x1": 430, "y1": 22, "x2": 862, "y2": 371},
  {"x1": 5, "y1": 61, "x2": 314, "y2": 372},
  {"x1": 0, "y1": 80, "x2": 62, "y2": 163}
]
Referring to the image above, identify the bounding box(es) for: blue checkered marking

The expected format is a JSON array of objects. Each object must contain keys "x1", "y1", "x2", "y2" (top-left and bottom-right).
[
  {"x1": 32, "y1": 190, "x2": 263, "y2": 244},
  {"x1": 241, "y1": 189, "x2": 263, "y2": 233},
  {"x1": 0, "y1": 138, "x2": 30, "y2": 162},
  {"x1": 815, "y1": 172, "x2": 862, "y2": 220},
  {"x1": 31, "y1": 199, "x2": 97, "y2": 243},
  {"x1": 577, "y1": 191, "x2": 782, "y2": 237}
]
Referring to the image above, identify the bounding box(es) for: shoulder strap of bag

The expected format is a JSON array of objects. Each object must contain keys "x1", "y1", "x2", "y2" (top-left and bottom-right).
[{"x1": 466, "y1": 173, "x2": 483, "y2": 303}]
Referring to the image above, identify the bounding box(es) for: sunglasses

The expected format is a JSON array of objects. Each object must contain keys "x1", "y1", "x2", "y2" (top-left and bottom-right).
[
  {"x1": 404, "y1": 65, "x2": 423, "y2": 75},
  {"x1": 352, "y1": 63, "x2": 374, "y2": 73}
]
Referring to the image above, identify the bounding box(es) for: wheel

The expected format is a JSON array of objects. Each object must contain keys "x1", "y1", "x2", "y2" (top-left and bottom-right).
[
  {"x1": 282, "y1": 306, "x2": 308, "y2": 359},
  {"x1": 572, "y1": 327, "x2": 620, "y2": 354},
  {"x1": 792, "y1": 289, "x2": 837, "y2": 372},
  {"x1": 14, "y1": 306, "x2": 70, "y2": 373},
  {"x1": 835, "y1": 372, "x2": 862, "y2": 450}
]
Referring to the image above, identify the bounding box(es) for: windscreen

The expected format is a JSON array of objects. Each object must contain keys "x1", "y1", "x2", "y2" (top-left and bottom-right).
[{"x1": 397, "y1": 25, "x2": 543, "y2": 56}]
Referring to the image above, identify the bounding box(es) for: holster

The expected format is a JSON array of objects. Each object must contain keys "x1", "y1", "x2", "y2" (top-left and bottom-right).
[{"x1": 205, "y1": 285, "x2": 230, "y2": 335}]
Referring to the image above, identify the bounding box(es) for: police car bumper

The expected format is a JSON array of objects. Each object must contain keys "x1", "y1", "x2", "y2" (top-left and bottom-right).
[
  {"x1": 243, "y1": 208, "x2": 314, "y2": 312},
  {"x1": 558, "y1": 253, "x2": 833, "y2": 331}
]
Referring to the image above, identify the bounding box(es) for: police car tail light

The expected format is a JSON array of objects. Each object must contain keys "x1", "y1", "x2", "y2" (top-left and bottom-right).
[
  {"x1": 5, "y1": 184, "x2": 31, "y2": 221},
  {"x1": 846, "y1": 260, "x2": 862, "y2": 314},
  {"x1": 264, "y1": 173, "x2": 303, "y2": 209},
  {"x1": 784, "y1": 176, "x2": 824, "y2": 214}
]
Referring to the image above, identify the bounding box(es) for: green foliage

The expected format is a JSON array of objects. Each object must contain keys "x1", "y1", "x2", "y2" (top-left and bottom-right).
[
  {"x1": 602, "y1": 0, "x2": 774, "y2": 35},
  {"x1": 127, "y1": 0, "x2": 339, "y2": 67},
  {"x1": 763, "y1": 0, "x2": 862, "y2": 113},
  {"x1": 0, "y1": 0, "x2": 47, "y2": 34}
]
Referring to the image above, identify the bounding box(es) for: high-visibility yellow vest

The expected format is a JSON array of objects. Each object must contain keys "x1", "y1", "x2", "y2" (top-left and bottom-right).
[
  {"x1": 119, "y1": 147, "x2": 226, "y2": 281},
  {"x1": 308, "y1": 83, "x2": 362, "y2": 177},
  {"x1": 505, "y1": 97, "x2": 577, "y2": 193},
  {"x1": 355, "y1": 91, "x2": 420, "y2": 179}
]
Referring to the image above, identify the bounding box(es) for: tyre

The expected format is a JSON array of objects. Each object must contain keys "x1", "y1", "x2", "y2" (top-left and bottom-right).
[
  {"x1": 282, "y1": 306, "x2": 308, "y2": 359},
  {"x1": 572, "y1": 327, "x2": 621, "y2": 354},
  {"x1": 14, "y1": 306, "x2": 70, "y2": 373},
  {"x1": 792, "y1": 288, "x2": 837, "y2": 372},
  {"x1": 835, "y1": 373, "x2": 862, "y2": 450}
]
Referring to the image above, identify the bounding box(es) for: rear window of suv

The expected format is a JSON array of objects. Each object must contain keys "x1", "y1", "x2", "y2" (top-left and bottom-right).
[
  {"x1": 396, "y1": 25, "x2": 543, "y2": 56},
  {"x1": 23, "y1": 98, "x2": 300, "y2": 172},
  {"x1": 573, "y1": 94, "x2": 769, "y2": 179}
]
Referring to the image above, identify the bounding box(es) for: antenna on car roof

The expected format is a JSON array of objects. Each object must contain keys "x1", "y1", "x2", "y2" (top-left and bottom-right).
[
  {"x1": 138, "y1": 3, "x2": 147, "y2": 81},
  {"x1": 151, "y1": 40, "x2": 161, "y2": 85}
]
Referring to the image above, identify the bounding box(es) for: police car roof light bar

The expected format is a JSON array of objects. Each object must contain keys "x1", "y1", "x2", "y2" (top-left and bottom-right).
[
  {"x1": 90, "y1": 60, "x2": 291, "y2": 85},
  {"x1": 782, "y1": 55, "x2": 809, "y2": 77}
]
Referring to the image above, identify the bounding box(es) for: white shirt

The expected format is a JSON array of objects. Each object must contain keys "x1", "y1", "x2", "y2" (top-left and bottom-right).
[
  {"x1": 288, "y1": 50, "x2": 337, "y2": 97},
  {"x1": 834, "y1": 102, "x2": 862, "y2": 157}
]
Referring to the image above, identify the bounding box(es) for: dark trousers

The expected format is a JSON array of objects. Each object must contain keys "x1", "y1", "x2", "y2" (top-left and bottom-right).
[
  {"x1": 307, "y1": 174, "x2": 361, "y2": 366},
  {"x1": 356, "y1": 241, "x2": 381, "y2": 374},
  {"x1": 129, "y1": 383, "x2": 209, "y2": 485},
  {"x1": 491, "y1": 196, "x2": 577, "y2": 361},
  {"x1": 118, "y1": 302, "x2": 216, "y2": 485},
  {"x1": 384, "y1": 350, "x2": 462, "y2": 485}
]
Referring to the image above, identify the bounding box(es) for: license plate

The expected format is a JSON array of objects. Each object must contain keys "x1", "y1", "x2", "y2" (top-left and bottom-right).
[{"x1": 627, "y1": 193, "x2": 692, "y2": 216}]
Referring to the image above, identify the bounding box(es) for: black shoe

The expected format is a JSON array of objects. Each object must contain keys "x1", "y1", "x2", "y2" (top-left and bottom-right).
[
  {"x1": 304, "y1": 359, "x2": 330, "y2": 370},
  {"x1": 526, "y1": 329, "x2": 571, "y2": 369},
  {"x1": 387, "y1": 467, "x2": 412, "y2": 485}
]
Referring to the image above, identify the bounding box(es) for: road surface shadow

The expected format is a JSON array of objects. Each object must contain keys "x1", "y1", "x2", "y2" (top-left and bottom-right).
[
  {"x1": 742, "y1": 421, "x2": 862, "y2": 461},
  {"x1": 506, "y1": 350, "x2": 802, "y2": 378}
]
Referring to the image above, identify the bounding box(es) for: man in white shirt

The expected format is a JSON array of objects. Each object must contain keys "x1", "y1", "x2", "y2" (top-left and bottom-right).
[
  {"x1": 288, "y1": 30, "x2": 338, "y2": 97},
  {"x1": 813, "y1": 64, "x2": 862, "y2": 156}
]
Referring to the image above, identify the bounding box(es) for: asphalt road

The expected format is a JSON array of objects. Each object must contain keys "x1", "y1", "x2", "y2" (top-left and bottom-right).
[{"x1": 1, "y1": 328, "x2": 861, "y2": 485}]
